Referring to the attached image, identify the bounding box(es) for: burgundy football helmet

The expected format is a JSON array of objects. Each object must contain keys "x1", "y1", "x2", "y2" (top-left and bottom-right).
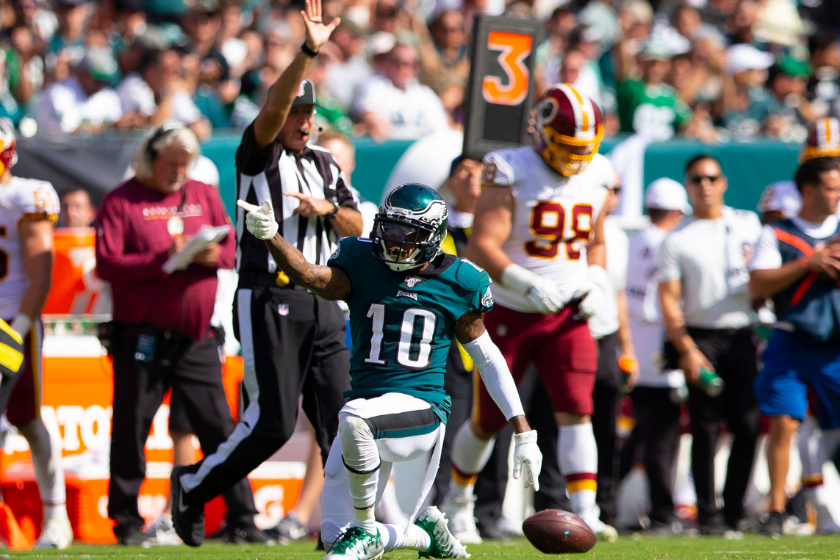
[
  {"x1": 532, "y1": 84, "x2": 603, "y2": 176},
  {"x1": 0, "y1": 119, "x2": 17, "y2": 176},
  {"x1": 801, "y1": 117, "x2": 840, "y2": 162}
]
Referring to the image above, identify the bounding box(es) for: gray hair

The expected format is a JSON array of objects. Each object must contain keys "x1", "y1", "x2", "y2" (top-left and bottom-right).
[{"x1": 132, "y1": 122, "x2": 201, "y2": 181}]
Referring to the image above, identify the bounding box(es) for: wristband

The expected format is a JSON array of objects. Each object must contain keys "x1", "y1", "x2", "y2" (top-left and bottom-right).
[
  {"x1": 328, "y1": 199, "x2": 340, "y2": 219},
  {"x1": 301, "y1": 42, "x2": 318, "y2": 57}
]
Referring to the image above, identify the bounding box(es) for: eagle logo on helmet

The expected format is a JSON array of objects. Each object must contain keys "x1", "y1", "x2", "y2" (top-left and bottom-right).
[
  {"x1": 372, "y1": 183, "x2": 448, "y2": 272},
  {"x1": 532, "y1": 84, "x2": 603, "y2": 177}
]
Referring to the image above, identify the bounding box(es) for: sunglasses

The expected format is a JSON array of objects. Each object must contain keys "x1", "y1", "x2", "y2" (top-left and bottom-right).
[{"x1": 688, "y1": 174, "x2": 721, "y2": 184}]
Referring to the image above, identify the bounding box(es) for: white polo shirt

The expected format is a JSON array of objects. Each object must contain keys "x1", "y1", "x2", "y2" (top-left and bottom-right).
[
  {"x1": 657, "y1": 206, "x2": 762, "y2": 329},
  {"x1": 351, "y1": 74, "x2": 449, "y2": 140},
  {"x1": 33, "y1": 75, "x2": 123, "y2": 133}
]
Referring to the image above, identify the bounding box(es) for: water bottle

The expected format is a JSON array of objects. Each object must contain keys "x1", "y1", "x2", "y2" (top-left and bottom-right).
[{"x1": 698, "y1": 367, "x2": 725, "y2": 397}]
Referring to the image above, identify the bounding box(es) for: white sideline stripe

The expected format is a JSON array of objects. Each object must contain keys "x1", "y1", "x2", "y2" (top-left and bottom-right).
[{"x1": 182, "y1": 289, "x2": 263, "y2": 492}]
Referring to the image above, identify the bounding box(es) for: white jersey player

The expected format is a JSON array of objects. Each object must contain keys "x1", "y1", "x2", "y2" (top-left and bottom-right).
[
  {"x1": 443, "y1": 84, "x2": 618, "y2": 543},
  {"x1": 0, "y1": 119, "x2": 73, "y2": 549}
]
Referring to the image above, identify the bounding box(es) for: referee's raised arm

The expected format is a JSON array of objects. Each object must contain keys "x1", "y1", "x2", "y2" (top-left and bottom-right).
[{"x1": 252, "y1": 0, "x2": 340, "y2": 148}]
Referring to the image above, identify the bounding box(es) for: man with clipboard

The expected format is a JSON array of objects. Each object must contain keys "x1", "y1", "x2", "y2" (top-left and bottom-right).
[{"x1": 95, "y1": 122, "x2": 266, "y2": 546}]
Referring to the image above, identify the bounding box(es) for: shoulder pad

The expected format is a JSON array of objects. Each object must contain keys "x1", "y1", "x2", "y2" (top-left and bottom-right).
[{"x1": 454, "y1": 258, "x2": 490, "y2": 291}]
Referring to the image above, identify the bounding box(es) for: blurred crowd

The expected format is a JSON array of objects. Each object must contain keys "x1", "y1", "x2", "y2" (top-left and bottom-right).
[{"x1": 0, "y1": 0, "x2": 840, "y2": 142}]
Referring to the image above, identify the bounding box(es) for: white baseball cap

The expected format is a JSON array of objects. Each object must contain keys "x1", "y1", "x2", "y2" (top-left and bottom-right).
[
  {"x1": 645, "y1": 178, "x2": 692, "y2": 214},
  {"x1": 757, "y1": 180, "x2": 801, "y2": 219},
  {"x1": 725, "y1": 44, "x2": 774, "y2": 75}
]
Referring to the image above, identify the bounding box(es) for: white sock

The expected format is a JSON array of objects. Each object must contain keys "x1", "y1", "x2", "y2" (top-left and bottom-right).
[
  {"x1": 20, "y1": 419, "x2": 66, "y2": 507},
  {"x1": 339, "y1": 413, "x2": 380, "y2": 533},
  {"x1": 449, "y1": 422, "x2": 495, "y2": 497},
  {"x1": 44, "y1": 505, "x2": 67, "y2": 521},
  {"x1": 558, "y1": 423, "x2": 598, "y2": 516},
  {"x1": 351, "y1": 504, "x2": 376, "y2": 534},
  {"x1": 798, "y1": 416, "x2": 821, "y2": 480},
  {"x1": 380, "y1": 523, "x2": 430, "y2": 552}
]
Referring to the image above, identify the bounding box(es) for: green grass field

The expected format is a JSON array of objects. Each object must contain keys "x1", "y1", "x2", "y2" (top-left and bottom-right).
[{"x1": 5, "y1": 535, "x2": 840, "y2": 560}]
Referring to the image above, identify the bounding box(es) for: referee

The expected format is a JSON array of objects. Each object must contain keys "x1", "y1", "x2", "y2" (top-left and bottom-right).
[
  {"x1": 171, "y1": 0, "x2": 362, "y2": 546},
  {"x1": 657, "y1": 154, "x2": 763, "y2": 537}
]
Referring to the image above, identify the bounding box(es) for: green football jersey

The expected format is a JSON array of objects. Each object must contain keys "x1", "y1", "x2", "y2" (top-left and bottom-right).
[{"x1": 328, "y1": 237, "x2": 494, "y2": 423}]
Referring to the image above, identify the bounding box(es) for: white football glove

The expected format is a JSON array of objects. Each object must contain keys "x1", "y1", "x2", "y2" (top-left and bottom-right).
[
  {"x1": 512, "y1": 430, "x2": 542, "y2": 490},
  {"x1": 501, "y1": 264, "x2": 564, "y2": 314},
  {"x1": 574, "y1": 265, "x2": 611, "y2": 319},
  {"x1": 237, "y1": 200, "x2": 279, "y2": 241}
]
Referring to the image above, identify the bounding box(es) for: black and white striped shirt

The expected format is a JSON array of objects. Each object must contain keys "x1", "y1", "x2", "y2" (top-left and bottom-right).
[{"x1": 235, "y1": 123, "x2": 358, "y2": 273}]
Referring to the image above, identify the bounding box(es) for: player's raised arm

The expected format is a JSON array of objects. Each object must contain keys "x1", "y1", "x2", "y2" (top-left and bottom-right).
[
  {"x1": 453, "y1": 310, "x2": 543, "y2": 489},
  {"x1": 237, "y1": 200, "x2": 351, "y2": 301}
]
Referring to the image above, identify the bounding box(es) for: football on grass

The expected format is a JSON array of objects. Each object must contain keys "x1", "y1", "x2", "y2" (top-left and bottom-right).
[{"x1": 522, "y1": 509, "x2": 596, "y2": 553}]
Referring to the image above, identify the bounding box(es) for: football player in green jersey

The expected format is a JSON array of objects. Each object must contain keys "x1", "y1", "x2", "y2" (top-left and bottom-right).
[{"x1": 237, "y1": 184, "x2": 541, "y2": 560}]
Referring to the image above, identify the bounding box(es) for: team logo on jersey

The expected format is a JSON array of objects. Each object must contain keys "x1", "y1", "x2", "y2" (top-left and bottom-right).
[
  {"x1": 404, "y1": 277, "x2": 425, "y2": 288},
  {"x1": 278, "y1": 304, "x2": 290, "y2": 316},
  {"x1": 330, "y1": 245, "x2": 340, "y2": 261},
  {"x1": 396, "y1": 290, "x2": 418, "y2": 301},
  {"x1": 482, "y1": 286, "x2": 493, "y2": 308}
]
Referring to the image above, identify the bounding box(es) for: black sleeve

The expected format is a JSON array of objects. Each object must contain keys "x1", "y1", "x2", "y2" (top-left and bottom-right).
[
  {"x1": 317, "y1": 151, "x2": 359, "y2": 211},
  {"x1": 335, "y1": 174, "x2": 357, "y2": 209},
  {"x1": 235, "y1": 123, "x2": 280, "y2": 175}
]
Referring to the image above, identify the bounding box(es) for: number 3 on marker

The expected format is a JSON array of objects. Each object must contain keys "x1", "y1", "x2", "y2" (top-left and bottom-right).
[{"x1": 482, "y1": 31, "x2": 532, "y2": 106}]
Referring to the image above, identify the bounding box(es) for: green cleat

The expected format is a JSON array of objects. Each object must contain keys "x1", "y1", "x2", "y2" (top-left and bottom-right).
[
  {"x1": 323, "y1": 526, "x2": 384, "y2": 560},
  {"x1": 415, "y1": 506, "x2": 470, "y2": 559}
]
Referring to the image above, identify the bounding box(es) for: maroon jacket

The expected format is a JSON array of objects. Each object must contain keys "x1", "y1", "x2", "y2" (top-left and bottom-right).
[{"x1": 95, "y1": 177, "x2": 234, "y2": 341}]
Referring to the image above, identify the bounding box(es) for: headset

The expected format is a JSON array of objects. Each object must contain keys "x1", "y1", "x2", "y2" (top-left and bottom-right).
[{"x1": 146, "y1": 121, "x2": 186, "y2": 161}]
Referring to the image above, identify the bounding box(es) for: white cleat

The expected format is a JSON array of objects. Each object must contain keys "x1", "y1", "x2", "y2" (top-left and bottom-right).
[
  {"x1": 34, "y1": 515, "x2": 73, "y2": 549},
  {"x1": 144, "y1": 514, "x2": 182, "y2": 545},
  {"x1": 323, "y1": 526, "x2": 384, "y2": 560},
  {"x1": 441, "y1": 495, "x2": 482, "y2": 545},
  {"x1": 815, "y1": 504, "x2": 840, "y2": 535},
  {"x1": 415, "y1": 506, "x2": 470, "y2": 558},
  {"x1": 579, "y1": 515, "x2": 618, "y2": 543}
]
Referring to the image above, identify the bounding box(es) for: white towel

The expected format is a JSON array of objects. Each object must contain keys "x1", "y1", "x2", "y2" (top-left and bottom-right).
[{"x1": 608, "y1": 133, "x2": 652, "y2": 219}]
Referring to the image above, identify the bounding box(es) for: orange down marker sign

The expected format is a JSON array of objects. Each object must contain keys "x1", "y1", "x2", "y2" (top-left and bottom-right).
[{"x1": 482, "y1": 31, "x2": 532, "y2": 106}]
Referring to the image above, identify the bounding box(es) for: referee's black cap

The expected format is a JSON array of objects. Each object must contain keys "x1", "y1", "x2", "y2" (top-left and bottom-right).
[{"x1": 292, "y1": 79, "x2": 321, "y2": 108}]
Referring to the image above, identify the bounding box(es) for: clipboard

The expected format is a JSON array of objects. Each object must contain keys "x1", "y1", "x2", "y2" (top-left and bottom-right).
[{"x1": 162, "y1": 225, "x2": 230, "y2": 274}]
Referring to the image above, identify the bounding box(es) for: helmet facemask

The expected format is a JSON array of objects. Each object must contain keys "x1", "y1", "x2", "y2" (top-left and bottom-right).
[
  {"x1": 373, "y1": 215, "x2": 442, "y2": 272},
  {"x1": 372, "y1": 183, "x2": 448, "y2": 272}
]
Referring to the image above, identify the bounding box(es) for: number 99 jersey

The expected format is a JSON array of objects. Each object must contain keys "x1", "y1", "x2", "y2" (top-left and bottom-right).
[
  {"x1": 328, "y1": 236, "x2": 493, "y2": 423},
  {"x1": 0, "y1": 177, "x2": 59, "y2": 319},
  {"x1": 482, "y1": 147, "x2": 614, "y2": 313}
]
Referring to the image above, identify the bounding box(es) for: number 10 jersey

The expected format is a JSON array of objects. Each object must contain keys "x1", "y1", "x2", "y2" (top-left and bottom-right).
[
  {"x1": 482, "y1": 147, "x2": 614, "y2": 314},
  {"x1": 328, "y1": 237, "x2": 493, "y2": 423}
]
